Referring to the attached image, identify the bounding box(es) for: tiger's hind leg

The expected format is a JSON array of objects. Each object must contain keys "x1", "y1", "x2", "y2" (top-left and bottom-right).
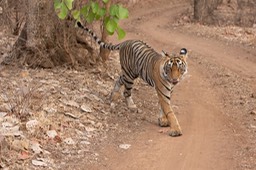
[
  {"x1": 110, "y1": 75, "x2": 125, "y2": 104},
  {"x1": 110, "y1": 75, "x2": 136, "y2": 109},
  {"x1": 122, "y1": 76, "x2": 137, "y2": 110}
]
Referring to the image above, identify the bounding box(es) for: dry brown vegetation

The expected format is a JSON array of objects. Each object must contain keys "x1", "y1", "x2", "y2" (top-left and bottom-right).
[{"x1": 0, "y1": 0, "x2": 256, "y2": 169}]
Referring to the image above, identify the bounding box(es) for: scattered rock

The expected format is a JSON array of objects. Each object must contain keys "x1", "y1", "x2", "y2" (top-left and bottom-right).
[
  {"x1": 158, "y1": 129, "x2": 169, "y2": 133},
  {"x1": 137, "y1": 109, "x2": 143, "y2": 114},
  {"x1": 18, "y1": 151, "x2": 31, "y2": 160},
  {"x1": 250, "y1": 124, "x2": 256, "y2": 129},
  {"x1": 46, "y1": 130, "x2": 58, "y2": 139},
  {"x1": 30, "y1": 141, "x2": 43, "y2": 154},
  {"x1": 32, "y1": 159, "x2": 48, "y2": 167},
  {"x1": 250, "y1": 110, "x2": 256, "y2": 115},
  {"x1": 81, "y1": 104, "x2": 92, "y2": 113},
  {"x1": 90, "y1": 94, "x2": 103, "y2": 102},
  {"x1": 0, "y1": 124, "x2": 23, "y2": 136},
  {"x1": 2, "y1": 122, "x2": 14, "y2": 128},
  {"x1": 94, "y1": 122, "x2": 103, "y2": 129},
  {"x1": 12, "y1": 139, "x2": 30, "y2": 151},
  {"x1": 26, "y1": 119, "x2": 39, "y2": 132},
  {"x1": 80, "y1": 141, "x2": 91, "y2": 145},
  {"x1": 43, "y1": 106, "x2": 57, "y2": 114},
  {"x1": 62, "y1": 100, "x2": 80, "y2": 108},
  {"x1": 64, "y1": 138, "x2": 75, "y2": 145},
  {"x1": 87, "y1": 114, "x2": 96, "y2": 121},
  {"x1": 0, "y1": 103, "x2": 11, "y2": 112},
  {"x1": 85, "y1": 126, "x2": 96, "y2": 132},
  {"x1": 119, "y1": 144, "x2": 131, "y2": 150},
  {"x1": 0, "y1": 112, "x2": 7, "y2": 118},
  {"x1": 64, "y1": 112, "x2": 79, "y2": 119},
  {"x1": 251, "y1": 93, "x2": 256, "y2": 99}
]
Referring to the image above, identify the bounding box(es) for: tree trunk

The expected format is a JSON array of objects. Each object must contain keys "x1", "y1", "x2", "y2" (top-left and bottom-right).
[
  {"x1": 194, "y1": 0, "x2": 221, "y2": 24},
  {"x1": 5, "y1": 0, "x2": 95, "y2": 68},
  {"x1": 194, "y1": 0, "x2": 206, "y2": 21},
  {"x1": 99, "y1": 0, "x2": 111, "y2": 62}
]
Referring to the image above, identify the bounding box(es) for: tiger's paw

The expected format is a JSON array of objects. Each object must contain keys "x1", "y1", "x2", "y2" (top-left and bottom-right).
[
  {"x1": 127, "y1": 103, "x2": 138, "y2": 112},
  {"x1": 158, "y1": 117, "x2": 169, "y2": 127},
  {"x1": 110, "y1": 91, "x2": 121, "y2": 102},
  {"x1": 126, "y1": 97, "x2": 137, "y2": 111},
  {"x1": 169, "y1": 129, "x2": 182, "y2": 137}
]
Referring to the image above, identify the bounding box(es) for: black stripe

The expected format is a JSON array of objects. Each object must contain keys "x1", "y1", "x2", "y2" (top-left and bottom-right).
[
  {"x1": 122, "y1": 77, "x2": 133, "y2": 85},
  {"x1": 125, "y1": 87, "x2": 132, "y2": 91},
  {"x1": 160, "y1": 78, "x2": 171, "y2": 91},
  {"x1": 121, "y1": 66, "x2": 134, "y2": 80},
  {"x1": 156, "y1": 86, "x2": 170, "y2": 100},
  {"x1": 78, "y1": 22, "x2": 119, "y2": 51}
]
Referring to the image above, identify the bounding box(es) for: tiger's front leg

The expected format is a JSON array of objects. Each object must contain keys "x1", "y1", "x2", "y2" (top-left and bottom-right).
[
  {"x1": 157, "y1": 92, "x2": 182, "y2": 137},
  {"x1": 158, "y1": 108, "x2": 169, "y2": 127}
]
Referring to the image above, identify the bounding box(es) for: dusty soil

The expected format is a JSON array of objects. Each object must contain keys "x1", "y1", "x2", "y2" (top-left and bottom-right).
[{"x1": 1, "y1": 0, "x2": 256, "y2": 170}]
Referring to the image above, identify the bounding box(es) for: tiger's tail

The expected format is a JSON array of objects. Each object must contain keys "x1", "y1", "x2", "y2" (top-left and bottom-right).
[{"x1": 77, "y1": 22, "x2": 120, "y2": 51}]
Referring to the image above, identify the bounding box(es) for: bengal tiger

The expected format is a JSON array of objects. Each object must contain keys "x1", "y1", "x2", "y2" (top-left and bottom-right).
[{"x1": 77, "y1": 22, "x2": 188, "y2": 137}]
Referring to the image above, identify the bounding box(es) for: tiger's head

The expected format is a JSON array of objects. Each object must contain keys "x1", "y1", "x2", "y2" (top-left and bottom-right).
[{"x1": 162, "y1": 48, "x2": 188, "y2": 85}]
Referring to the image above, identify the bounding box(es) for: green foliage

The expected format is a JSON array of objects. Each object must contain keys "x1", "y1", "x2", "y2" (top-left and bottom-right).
[{"x1": 54, "y1": 0, "x2": 128, "y2": 40}]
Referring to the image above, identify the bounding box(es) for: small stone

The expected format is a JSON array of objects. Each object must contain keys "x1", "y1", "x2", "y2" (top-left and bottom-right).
[
  {"x1": 43, "y1": 106, "x2": 57, "y2": 114},
  {"x1": 80, "y1": 141, "x2": 90, "y2": 145},
  {"x1": 86, "y1": 114, "x2": 96, "y2": 120},
  {"x1": 32, "y1": 159, "x2": 47, "y2": 167},
  {"x1": 0, "y1": 112, "x2": 7, "y2": 118},
  {"x1": 94, "y1": 122, "x2": 103, "y2": 128},
  {"x1": 137, "y1": 109, "x2": 143, "y2": 114},
  {"x1": 26, "y1": 119, "x2": 39, "y2": 132},
  {"x1": 81, "y1": 104, "x2": 92, "y2": 113},
  {"x1": 85, "y1": 127, "x2": 96, "y2": 132},
  {"x1": 251, "y1": 93, "x2": 256, "y2": 99},
  {"x1": 12, "y1": 139, "x2": 30, "y2": 151},
  {"x1": 250, "y1": 124, "x2": 256, "y2": 129},
  {"x1": 30, "y1": 141, "x2": 43, "y2": 154},
  {"x1": 110, "y1": 102, "x2": 116, "y2": 109},
  {"x1": 0, "y1": 103, "x2": 11, "y2": 112},
  {"x1": 250, "y1": 110, "x2": 256, "y2": 115},
  {"x1": 64, "y1": 138, "x2": 75, "y2": 145},
  {"x1": 46, "y1": 130, "x2": 58, "y2": 139},
  {"x1": 64, "y1": 112, "x2": 79, "y2": 119},
  {"x1": 119, "y1": 144, "x2": 131, "y2": 150},
  {"x1": 0, "y1": 124, "x2": 22, "y2": 136},
  {"x1": 63, "y1": 100, "x2": 79, "y2": 108}
]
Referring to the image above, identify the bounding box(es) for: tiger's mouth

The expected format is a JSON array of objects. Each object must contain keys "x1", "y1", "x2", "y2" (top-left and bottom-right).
[{"x1": 172, "y1": 80, "x2": 179, "y2": 85}]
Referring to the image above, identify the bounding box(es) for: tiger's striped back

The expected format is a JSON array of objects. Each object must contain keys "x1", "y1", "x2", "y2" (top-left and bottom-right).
[
  {"x1": 118, "y1": 40, "x2": 162, "y2": 87},
  {"x1": 77, "y1": 21, "x2": 162, "y2": 87}
]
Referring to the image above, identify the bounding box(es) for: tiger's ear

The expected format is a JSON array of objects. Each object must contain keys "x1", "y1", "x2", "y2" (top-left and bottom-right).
[
  {"x1": 162, "y1": 50, "x2": 170, "y2": 57},
  {"x1": 180, "y1": 48, "x2": 188, "y2": 59}
]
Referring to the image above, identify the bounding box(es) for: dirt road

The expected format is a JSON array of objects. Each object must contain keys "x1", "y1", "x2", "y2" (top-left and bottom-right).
[
  {"x1": 1, "y1": 0, "x2": 255, "y2": 169},
  {"x1": 91, "y1": 0, "x2": 256, "y2": 170}
]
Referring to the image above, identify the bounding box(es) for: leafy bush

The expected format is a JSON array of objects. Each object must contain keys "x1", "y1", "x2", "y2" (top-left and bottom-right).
[{"x1": 54, "y1": 0, "x2": 128, "y2": 39}]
